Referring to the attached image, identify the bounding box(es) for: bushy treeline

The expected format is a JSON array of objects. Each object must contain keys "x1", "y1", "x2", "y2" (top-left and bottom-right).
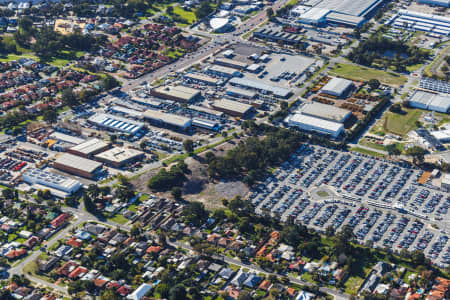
[
  {"x1": 348, "y1": 31, "x2": 429, "y2": 72},
  {"x1": 147, "y1": 161, "x2": 189, "y2": 191}
]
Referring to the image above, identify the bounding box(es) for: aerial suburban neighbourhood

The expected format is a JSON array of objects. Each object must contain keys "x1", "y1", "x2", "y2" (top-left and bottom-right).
[{"x1": 0, "y1": 0, "x2": 449, "y2": 299}]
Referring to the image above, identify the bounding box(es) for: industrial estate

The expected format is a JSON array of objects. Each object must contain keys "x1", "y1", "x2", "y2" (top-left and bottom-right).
[{"x1": 0, "y1": 0, "x2": 449, "y2": 299}]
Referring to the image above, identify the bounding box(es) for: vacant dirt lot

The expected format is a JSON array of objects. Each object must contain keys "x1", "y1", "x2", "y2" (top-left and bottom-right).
[{"x1": 131, "y1": 138, "x2": 249, "y2": 209}]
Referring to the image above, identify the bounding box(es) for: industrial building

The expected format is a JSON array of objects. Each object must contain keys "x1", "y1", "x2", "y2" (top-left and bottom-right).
[
  {"x1": 307, "y1": 0, "x2": 382, "y2": 18},
  {"x1": 226, "y1": 86, "x2": 257, "y2": 99},
  {"x1": 49, "y1": 132, "x2": 85, "y2": 146},
  {"x1": 228, "y1": 77, "x2": 292, "y2": 98},
  {"x1": 431, "y1": 129, "x2": 450, "y2": 143},
  {"x1": 211, "y1": 99, "x2": 254, "y2": 117},
  {"x1": 409, "y1": 91, "x2": 450, "y2": 113},
  {"x1": 326, "y1": 12, "x2": 365, "y2": 27},
  {"x1": 53, "y1": 153, "x2": 103, "y2": 179},
  {"x1": 192, "y1": 118, "x2": 220, "y2": 131},
  {"x1": 46, "y1": 132, "x2": 86, "y2": 151},
  {"x1": 184, "y1": 73, "x2": 221, "y2": 86},
  {"x1": 298, "y1": 7, "x2": 329, "y2": 25},
  {"x1": 286, "y1": 113, "x2": 344, "y2": 138},
  {"x1": 321, "y1": 77, "x2": 354, "y2": 98},
  {"x1": 23, "y1": 168, "x2": 82, "y2": 198},
  {"x1": 188, "y1": 105, "x2": 225, "y2": 119},
  {"x1": 418, "y1": 0, "x2": 450, "y2": 7},
  {"x1": 143, "y1": 110, "x2": 192, "y2": 131},
  {"x1": 94, "y1": 147, "x2": 144, "y2": 167},
  {"x1": 387, "y1": 10, "x2": 450, "y2": 36},
  {"x1": 292, "y1": 0, "x2": 382, "y2": 27},
  {"x1": 253, "y1": 28, "x2": 304, "y2": 45},
  {"x1": 151, "y1": 85, "x2": 201, "y2": 102},
  {"x1": 212, "y1": 58, "x2": 248, "y2": 70},
  {"x1": 67, "y1": 138, "x2": 110, "y2": 158},
  {"x1": 205, "y1": 65, "x2": 242, "y2": 78},
  {"x1": 441, "y1": 173, "x2": 450, "y2": 192},
  {"x1": 110, "y1": 106, "x2": 143, "y2": 118},
  {"x1": 300, "y1": 102, "x2": 351, "y2": 123},
  {"x1": 88, "y1": 113, "x2": 145, "y2": 135}
]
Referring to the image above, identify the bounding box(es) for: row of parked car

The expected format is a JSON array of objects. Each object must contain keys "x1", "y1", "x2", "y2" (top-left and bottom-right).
[
  {"x1": 356, "y1": 210, "x2": 382, "y2": 240},
  {"x1": 0, "y1": 158, "x2": 27, "y2": 172}
]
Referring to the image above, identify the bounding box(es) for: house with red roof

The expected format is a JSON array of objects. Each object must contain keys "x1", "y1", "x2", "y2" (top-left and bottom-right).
[{"x1": 51, "y1": 213, "x2": 69, "y2": 228}]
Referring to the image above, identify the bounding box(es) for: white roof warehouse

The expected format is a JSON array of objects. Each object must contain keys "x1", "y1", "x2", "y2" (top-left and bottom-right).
[{"x1": 88, "y1": 113, "x2": 145, "y2": 135}]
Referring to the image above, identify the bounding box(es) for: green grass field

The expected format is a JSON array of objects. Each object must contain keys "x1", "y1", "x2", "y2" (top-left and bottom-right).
[
  {"x1": 173, "y1": 6, "x2": 197, "y2": 24},
  {"x1": 385, "y1": 109, "x2": 422, "y2": 136},
  {"x1": 329, "y1": 63, "x2": 407, "y2": 86},
  {"x1": 350, "y1": 147, "x2": 385, "y2": 158},
  {"x1": 108, "y1": 214, "x2": 128, "y2": 225}
]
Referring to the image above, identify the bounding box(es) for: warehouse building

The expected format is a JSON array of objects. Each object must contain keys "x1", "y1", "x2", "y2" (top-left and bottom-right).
[
  {"x1": 94, "y1": 147, "x2": 144, "y2": 167},
  {"x1": 212, "y1": 58, "x2": 248, "y2": 70},
  {"x1": 184, "y1": 73, "x2": 222, "y2": 86},
  {"x1": 300, "y1": 102, "x2": 351, "y2": 123},
  {"x1": 211, "y1": 99, "x2": 254, "y2": 117},
  {"x1": 188, "y1": 105, "x2": 225, "y2": 119},
  {"x1": 110, "y1": 106, "x2": 143, "y2": 119},
  {"x1": 49, "y1": 132, "x2": 85, "y2": 146},
  {"x1": 53, "y1": 153, "x2": 103, "y2": 179},
  {"x1": 388, "y1": 10, "x2": 450, "y2": 36},
  {"x1": 46, "y1": 132, "x2": 86, "y2": 151},
  {"x1": 67, "y1": 138, "x2": 110, "y2": 158},
  {"x1": 298, "y1": 7, "x2": 329, "y2": 25},
  {"x1": 143, "y1": 110, "x2": 192, "y2": 131},
  {"x1": 326, "y1": 12, "x2": 365, "y2": 27},
  {"x1": 286, "y1": 113, "x2": 344, "y2": 138},
  {"x1": 205, "y1": 65, "x2": 242, "y2": 78},
  {"x1": 23, "y1": 168, "x2": 82, "y2": 198},
  {"x1": 226, "y1": 86, "x2": 257, "y2": 99},
  {"x1": 151, "y1": 85, "x2": 201, "y2": 102},
  {"x1": 192, "y1": 118, "x2": 220, "y2": 131},
  {"x1": 253, "y1": 28, "x2": 304, "y2": 45},
  {"x1": 418, "y1": 0, "x2": 450, "y2": 7},
  {"x1": 88, "y1": 113, "x2": 145, "y2": 135},
  {"x1": 409, "y1": 91, "x2": 450, "y2": 113},
  {"x1": 229, "y1": 77, "x2": 292, "y2": 98},
  {"x1": 308, "y1": 0, "x2": 382, "y2": 18},
  {"x1": 431, "y1": 129, "x2": 450, "y2": 143},
  {"x1": 321, "y1": 77, "x2": 354, "y2": 98}
]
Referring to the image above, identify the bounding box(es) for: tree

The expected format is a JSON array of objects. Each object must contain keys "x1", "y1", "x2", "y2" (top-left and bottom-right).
[
  {"x1": 171, "y1": 187, "x2": 182, "y2": 200},
  {"x1": 238, "y1": 291, "x2": 253, "y2": 300},
  {"x1": 195, "y1": 1, "x2": 213, "y2": 19},
  {"x1": 280, "y1": 101, "x2": 288, "y2": 110},
  {"x1": 385, "y1": 143, "x2": 401, "y2": 156},
  {"x1": 130, "y1": 224, "x2": 140, "y2": 237},
  {"x1": 101, "y1": 75, "x2": 119, "y2": 90},
  {"x1": 389, "y1": 103, "x2": 403, "y2": 113},
  {"x1": 43, "y1": 109, "x2": 58, "y2": 123},
  {"x1": 325, "y1": 225, "x2": 335, "y2": 237},
  {"x1": 61, "y1": 88, "x2": 78, "y2": 107},
  {"x1": 156, "y1": 283, "x2": 170, "y2": 298},
  {"x1": 266, "y1": 7, "x2": 274, "y2": 19},
  {"x1": 406, "y1": 146, "x2": 427, "y2": 164},
  {"x1": 368, "y1": 79, "x2": 380, "y2": 90},
  {"x1": 183, "y1": 139, "x2": 194, "y2": 153},
  {"x1": 169, "y1": 284, "x2": 187, "y2": 300},
  {"x1": 184, "y1": 202, "x2": 207, "y2": 226},
  {"x1": 411, "y1": 250, "x2": 426, "y2": 266},
  {"x1": 166, "y1": 6, "x2": 174, "y2": 14}
]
